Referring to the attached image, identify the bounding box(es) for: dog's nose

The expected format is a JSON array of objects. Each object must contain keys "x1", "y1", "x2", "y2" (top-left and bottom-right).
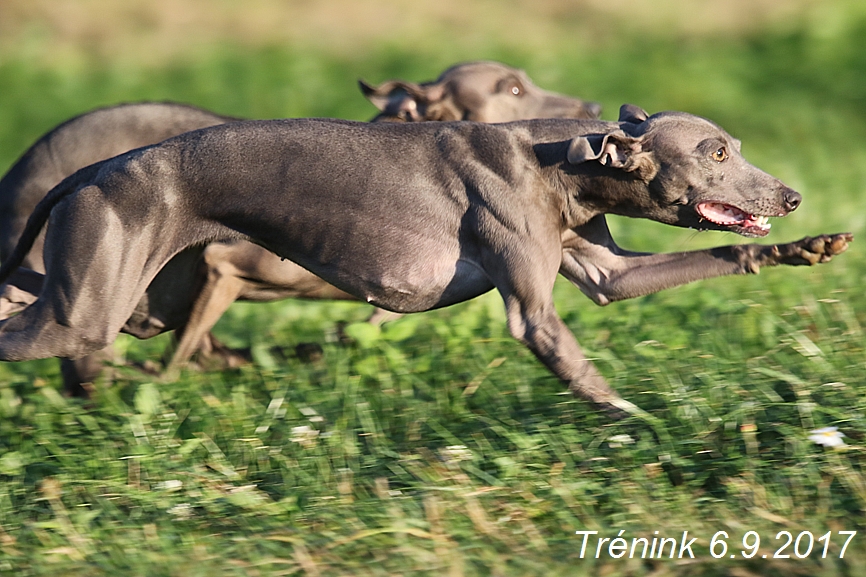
[{"x1": 784, "y1": 189, "x2": 802, "y2": 212}]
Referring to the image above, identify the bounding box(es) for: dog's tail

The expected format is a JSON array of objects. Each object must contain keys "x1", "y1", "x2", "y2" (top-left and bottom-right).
[{"x1": 0, "y1": 163, "x2": 102, "y2": 286}]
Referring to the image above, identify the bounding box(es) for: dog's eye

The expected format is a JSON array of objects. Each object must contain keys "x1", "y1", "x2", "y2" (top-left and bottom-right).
[
  {"x1": 498, "y1": 79, "x2": 523, "y2": 96},
  {"x1": 497, "y1": 77, "x2": 525, "y2": 97},
  {"x1": 712, "y1": 147, "x2": 728, "y2": 162}
]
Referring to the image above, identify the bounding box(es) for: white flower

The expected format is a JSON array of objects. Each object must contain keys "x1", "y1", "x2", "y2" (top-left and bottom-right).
[
  {"x1": 156, "y1": 479, "x2": 183, "y2": 491},
  {"x1": 299, "y1": 407, "x2": 323, "y2": 422},
  {"x1": 291, "y1": 425, "x2": 320, "y2": 449},
  {"x1": 439, "y1": 445, "x2": 473, "y2": 464},
  {"x1": 167, "y1": 503, "x2": 193, "y2": 520},
  {"x1": 608, "y1": 434, "x2": 635, "y2": 448},
  {"x1": 808, "y1": 427, "x2": 847, "y2": 449}
]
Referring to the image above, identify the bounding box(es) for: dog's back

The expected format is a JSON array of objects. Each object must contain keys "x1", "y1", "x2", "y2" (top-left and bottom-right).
[{"x1": 0, "y1": 102, "x2": 234, "y2": 271}]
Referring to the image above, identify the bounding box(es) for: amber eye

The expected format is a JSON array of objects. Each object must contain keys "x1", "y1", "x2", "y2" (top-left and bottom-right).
[{"x1": 712, "y1": 147, "x2": 728, "y2": 162}]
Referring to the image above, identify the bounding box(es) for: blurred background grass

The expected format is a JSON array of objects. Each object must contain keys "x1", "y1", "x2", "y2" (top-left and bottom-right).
[{"x1": 1, "y1": 1, "x2": 866, "y2": 575}]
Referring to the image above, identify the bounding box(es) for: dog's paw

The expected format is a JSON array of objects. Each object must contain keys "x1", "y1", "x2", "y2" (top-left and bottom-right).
[
  {"x1": 591, "y1": 401, "x2": 629, "y2": 421},
  {"x1": 590, "y1": 397, "x2": 645, "y2": 421},
  {"x1": 774, "y1": 233, "x2": 853, "y2": 266}
]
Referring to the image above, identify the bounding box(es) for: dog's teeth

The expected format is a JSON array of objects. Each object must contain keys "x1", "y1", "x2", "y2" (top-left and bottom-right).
[{"x1": 752, "y1": 215, "x2": 770, "y2": 227}]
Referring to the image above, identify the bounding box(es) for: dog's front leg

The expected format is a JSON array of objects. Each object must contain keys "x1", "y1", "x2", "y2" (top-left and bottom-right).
[
  {"x1": 502, "y1": 294, "x2": 627, "y2": 415},
  {"x1": 561, "y1": 216, "x2": 851, "y2": 305},
  {"x1": 487, "y1": 228, "x2": 631, "y2": 417}
]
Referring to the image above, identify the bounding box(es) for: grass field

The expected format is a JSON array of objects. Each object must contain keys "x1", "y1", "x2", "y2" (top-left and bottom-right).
[{"x1": 1, "y1": 1, "x2": 866, "y2": 575}]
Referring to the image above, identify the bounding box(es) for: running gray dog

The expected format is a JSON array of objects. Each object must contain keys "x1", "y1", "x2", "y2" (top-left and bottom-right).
[
  {"x1": 0, "y1": 60, "x2": 600, "y2": 393},
  {"x1": 0, "y1": 104, "x2": 851, "y2": 416}
]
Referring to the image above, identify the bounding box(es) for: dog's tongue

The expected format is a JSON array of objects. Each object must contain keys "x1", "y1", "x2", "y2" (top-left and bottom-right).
[
  {"x1": 696, "y1": 201, "x2": 772, "y2": 234},
  {"x1": 697, "y1": 202, "x2": 745, "y2": 225}
]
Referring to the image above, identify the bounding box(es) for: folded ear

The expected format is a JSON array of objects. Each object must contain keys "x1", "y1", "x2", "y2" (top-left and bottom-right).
[
  {"x1": 618, "y1": 104, "x2": 649, "y2": 124},
  {"x1": 359, "y1": 79, "x2": 413, "y2": 110},
  {"x1": 359, "y1": 78, "x2": 447, "y2": 121},
  {"x1": 567, "y1": 130, "x2": 632, "y2": 166},
  {"x1": 566, "y1": 130, "x2": 657, "y2": 180}
]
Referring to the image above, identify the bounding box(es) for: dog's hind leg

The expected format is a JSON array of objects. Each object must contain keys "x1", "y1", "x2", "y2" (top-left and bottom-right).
[
  {"x1": 60, "y1": 348, "x2": 116, "y2": 397},
  {"x1": 164, "y1": 256, "x2": 248, "y2": 376},
  {"x1": 0, "y1": 268, "x2": 113, "y2": 395},
  {"x1": 0, "y1": 184, "x2": 187, "y2": 361},
  {"x1": 0, "y1": 268, "x2": 42, "y2": 319}
]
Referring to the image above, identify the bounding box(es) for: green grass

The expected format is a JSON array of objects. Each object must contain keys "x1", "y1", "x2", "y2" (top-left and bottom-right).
[{"x1": 2, "y1": 3, "x2": 866, "y2": 575}]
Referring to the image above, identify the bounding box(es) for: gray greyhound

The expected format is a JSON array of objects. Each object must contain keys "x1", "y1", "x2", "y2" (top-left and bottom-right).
[
  {"x1": 0, "y1": 60, "x2": 599, "y2": 393},
  {"x1": 360, "y1": 60, "x2": 601, "y2": 122},
  {"x1": 0, "y1": 105, "x2": 851, "y2": 416}
]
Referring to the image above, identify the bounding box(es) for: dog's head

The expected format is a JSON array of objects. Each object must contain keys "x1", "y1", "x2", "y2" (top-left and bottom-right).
[
  {"x1": 360, "y1": 61, "x2": 602, "y2": 123},
  {"x1": 566, "y1": 104, "x2": 801, "y2": 237}
]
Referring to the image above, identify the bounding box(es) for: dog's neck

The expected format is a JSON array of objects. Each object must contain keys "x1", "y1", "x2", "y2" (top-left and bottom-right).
[{"x1": 555, "y1": 166, "x2": 654, "y2": 230}]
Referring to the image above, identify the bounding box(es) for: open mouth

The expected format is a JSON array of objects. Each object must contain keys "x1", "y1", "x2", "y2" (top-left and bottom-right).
[{"x1": 696, "y1": 202, "x2": 774, "y2": 237}]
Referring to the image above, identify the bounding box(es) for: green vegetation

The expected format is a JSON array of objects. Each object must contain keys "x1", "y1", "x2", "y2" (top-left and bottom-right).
[{"x1": 1, "y1": 2, "x2": 866, "y2": 574}]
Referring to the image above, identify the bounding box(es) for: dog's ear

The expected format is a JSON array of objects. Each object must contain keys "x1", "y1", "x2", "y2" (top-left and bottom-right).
[
  {"x1": 618, "y1": 104, "x2": 649, "y2": 124},
  {"x1": 359, "y1": 78, "x2": 447, "y2": 121},
  {"x1": 567, "y1": 130, "x2": 632, "y2": 166},
  {"x1": 566, "y1": 130, "x2": 658, "y2": 181}
]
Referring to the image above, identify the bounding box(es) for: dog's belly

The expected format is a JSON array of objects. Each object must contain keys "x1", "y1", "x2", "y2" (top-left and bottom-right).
[
  {"x1": 363, "y1": 257, "x2": 494, "y2": 313},
  {"x1": 238, "y1": 210, "x2": 490, "y2": 313},
  {"x1": 301, "y1": 252, "x2": 494, "y2": 314}
]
